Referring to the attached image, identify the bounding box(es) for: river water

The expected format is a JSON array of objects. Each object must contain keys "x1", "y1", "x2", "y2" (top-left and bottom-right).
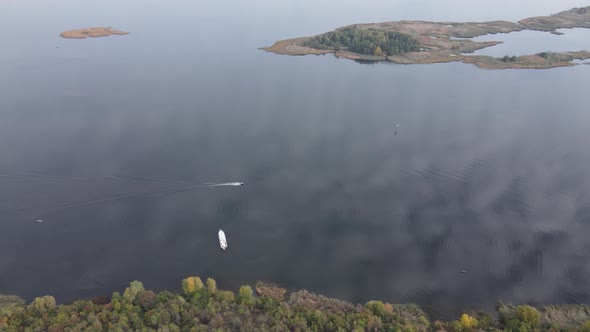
[{"x1": 1, "y1": 0, "x2": 590, "y2": 320}]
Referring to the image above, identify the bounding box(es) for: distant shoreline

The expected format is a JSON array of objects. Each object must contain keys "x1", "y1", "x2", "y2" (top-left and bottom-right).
[{"x1": 262, "y1": 6, "x2": 590, "y2": 69}]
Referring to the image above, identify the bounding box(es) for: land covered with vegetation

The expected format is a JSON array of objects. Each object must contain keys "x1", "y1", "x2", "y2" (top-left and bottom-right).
[
  {"x1": 263, "y1": 6, "x2": 590, "y2": 69},
  {"x1": 60, "y1": 27, "x2": 129, "y2": 39},
  {"x1": 303, "y1": 28, "x2": 420, "y2": 56},
  {"x1": 3, "y1": 277, "x2": 590, "y2": 331}
]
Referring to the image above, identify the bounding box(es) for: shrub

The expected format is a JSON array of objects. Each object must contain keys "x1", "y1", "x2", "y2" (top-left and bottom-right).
[
  {"x1": 215, "y1": 290, "x2": 235, "y2": 304},
  {"x1": 516, "y1": 305, "x2": 540, "y2": 327},
  {"x1": 475, "y1": 312, "x2": 493, "y2": 329},
  {"x1": 366, "y1": 301, "x2": 387, "y2": 317},
  {"x1": 497, "y1": 303, "x2": 516, "y2": 324},
  {"x1": 449, "y1": 320, "x2": 463, "y2": 332},
  {"x1": 459, "y1": 314, "x2": 478, "y2": 329}
]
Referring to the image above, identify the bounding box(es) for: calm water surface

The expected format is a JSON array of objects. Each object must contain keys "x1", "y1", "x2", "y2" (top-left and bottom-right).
[
  {"x1": 1, "y1": 0, "x2": 590, "y2": 319},
  {"x1": 469, "y1": 28, "x2": 590, "y2": 57}
]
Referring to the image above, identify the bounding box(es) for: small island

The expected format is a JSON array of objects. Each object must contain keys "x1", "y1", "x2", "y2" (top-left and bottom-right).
[
  {"x1": 60, "y1": 27, "x2": 129, "y2": 39},
  {"x1": 263, "y1": 6, "x2": 590, "y2": 69}
]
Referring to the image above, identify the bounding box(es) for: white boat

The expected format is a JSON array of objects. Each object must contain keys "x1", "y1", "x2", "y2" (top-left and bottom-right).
[{"x1": 218, "y1": 229, "x2": 228, "y2": 250}]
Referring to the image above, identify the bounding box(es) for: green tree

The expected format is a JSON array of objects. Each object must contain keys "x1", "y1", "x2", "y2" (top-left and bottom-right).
[
  {"x1": 216, "y1": 290, "x2": 235, "y2": 304},
  {"x1": 365, "y1": 301, "x2": 386, "y2": 317},
  {"x1": 516, "y1": 305, "x2": 540, "y2": 327},
  {"x1": 237, "y1": 286, "x2": 255, "y2": 308},
  {"x1": 206, "y1": 278, "x2": 217, "y2": 293},
  {"x1": 123, "y1": 281, "x2": 145, "y2": 302},
  {"x1": 29, "y1": 295, "x2": 56, "y2": 313},
  {"x1": 449, "y1": 320, "x2": 463, "y2": 332}
]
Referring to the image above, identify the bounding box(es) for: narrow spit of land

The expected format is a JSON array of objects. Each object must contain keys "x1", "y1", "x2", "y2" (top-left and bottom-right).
[{"x1": 263, "y1": 6, "x2": 590, "y2": 69}]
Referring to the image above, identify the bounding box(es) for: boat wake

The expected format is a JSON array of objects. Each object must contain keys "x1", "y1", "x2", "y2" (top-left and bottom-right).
[
  {"x1": 0, "y1": 172, "x2": 245, "y2": 217},
  {"x1": 204, "y1": 182, "x2": 244, "y2": 187}
]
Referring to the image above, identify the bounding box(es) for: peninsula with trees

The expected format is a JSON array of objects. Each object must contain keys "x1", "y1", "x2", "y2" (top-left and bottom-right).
[{"x1": 263, "y1": 6, "x2": 590, "y2": 69}]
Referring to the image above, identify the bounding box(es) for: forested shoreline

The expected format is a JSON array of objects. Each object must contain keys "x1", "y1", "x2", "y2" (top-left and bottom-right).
[
  {"x1": 2, "y1": 277, "x2": 590, "y2": 331},
  {"x1": 303, "y1": 27, "x2": 420, "y2": 56}
]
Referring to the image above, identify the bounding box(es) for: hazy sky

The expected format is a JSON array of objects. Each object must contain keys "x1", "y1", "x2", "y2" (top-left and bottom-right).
[{"x1": 1, "y1": 0, "x2": 589, "y2": 39}]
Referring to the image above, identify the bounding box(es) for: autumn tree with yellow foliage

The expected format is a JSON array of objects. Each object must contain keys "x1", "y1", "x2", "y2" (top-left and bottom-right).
[
  {"x1": 181, "y1": 276, "x2": 203, "y2": 295},
  {"x1": 460, "y1": 313, "x2": 478, "y2": 329}
]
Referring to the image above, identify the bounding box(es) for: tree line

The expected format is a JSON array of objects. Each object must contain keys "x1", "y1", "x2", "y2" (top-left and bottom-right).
[
  {"x1": 303, "y1": 27, "x2": 420, "y2": 56},
  {"x1": 2, "y1": 277, "x2": 590, "y2": 331}
]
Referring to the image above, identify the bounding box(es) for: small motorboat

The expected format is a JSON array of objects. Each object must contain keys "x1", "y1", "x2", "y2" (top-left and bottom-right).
[{"x1": 218, "y1": 229, "x2": 228, "y2": 250}]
